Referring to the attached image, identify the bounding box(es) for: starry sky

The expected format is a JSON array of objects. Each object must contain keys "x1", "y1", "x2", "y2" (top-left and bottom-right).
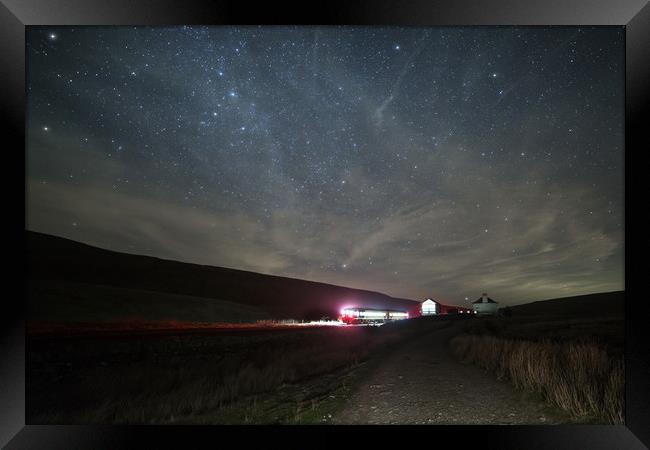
[{"x1": 26, "y1": 26, "x2": 624, "y2": 306}]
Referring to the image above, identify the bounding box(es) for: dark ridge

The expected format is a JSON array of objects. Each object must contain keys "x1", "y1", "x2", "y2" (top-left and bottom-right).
[
  {"x1": 26, "y1": 230, "x2": 419, "y2": 321},
  {"x1": 507, "y1": 291, "x2": 624, "y2": 319}
]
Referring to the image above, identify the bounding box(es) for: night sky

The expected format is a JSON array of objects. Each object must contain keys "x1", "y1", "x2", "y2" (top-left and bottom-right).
[{"x1": 26, "y1": 26, "x2": 624, "y2": 306}]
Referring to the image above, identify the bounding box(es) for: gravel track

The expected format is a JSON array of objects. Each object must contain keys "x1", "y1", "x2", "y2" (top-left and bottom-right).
[{"x1": 334, "y1": 321, "x2": 562, "y2": 424}]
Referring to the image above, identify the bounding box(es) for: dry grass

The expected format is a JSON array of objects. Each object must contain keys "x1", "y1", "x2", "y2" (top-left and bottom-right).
[
  {"x1": 449, "y1": 334, "x2": 624, "y2": 424},
  {"x1": 28, "y1": 325, "x2": 409, "y2": 424}
]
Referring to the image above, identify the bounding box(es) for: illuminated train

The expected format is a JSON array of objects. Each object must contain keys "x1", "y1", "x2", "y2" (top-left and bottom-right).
[{"x1": 339, "y1": 307, "x2": 409, "y2": 325}]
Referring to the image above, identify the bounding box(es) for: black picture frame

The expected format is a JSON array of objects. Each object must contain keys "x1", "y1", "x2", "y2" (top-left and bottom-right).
[{"x1": 2, "y1": 0, "x2": 649, "y2": 448}]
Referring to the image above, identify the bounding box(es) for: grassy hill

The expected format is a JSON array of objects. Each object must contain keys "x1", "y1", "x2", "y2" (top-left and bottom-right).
[
  {"x1": 27, "y1": 231, "x2": 419, "y2": 322},
  {"x1": 28, "y1": 280, "x2": 272, "y2": 323},
  {"x1": 507, "y1": 291, "x2": 624, "y2": 319},
  {"x1": 462, "y1": 291, "x2": 625, "y2": 348}
]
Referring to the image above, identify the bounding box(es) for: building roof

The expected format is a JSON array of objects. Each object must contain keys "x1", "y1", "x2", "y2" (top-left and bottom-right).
[{"x1": 472, "y1": 297, "x2": 497, "y2": 304}]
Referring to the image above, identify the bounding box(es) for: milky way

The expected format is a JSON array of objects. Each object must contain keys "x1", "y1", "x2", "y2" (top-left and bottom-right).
[{"x1": 26, "y1": 26, "x2": 624, "y2": 305}]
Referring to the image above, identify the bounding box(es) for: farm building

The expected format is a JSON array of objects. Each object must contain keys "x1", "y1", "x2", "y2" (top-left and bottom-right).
[
  {"x1": 339, "y1": 307, "x2": 408, "y2": 324},
  {"x1": 420, "y1": 298, "x2": 473, "y2": 316},
  {"x1": 472, "y1": 293, "x2": 499, "y2": 315},
  {"x1": 421, "y1": 298, "x2": 437, "y2": 315}
]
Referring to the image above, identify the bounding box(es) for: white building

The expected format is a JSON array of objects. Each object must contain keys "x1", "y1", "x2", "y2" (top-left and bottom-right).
[
  {"x1": 472, "y1": 293, "x2": 499, "y2": 315},
  {"x1": 421, "y1": 298, "x2": 437, "y2": 315}
]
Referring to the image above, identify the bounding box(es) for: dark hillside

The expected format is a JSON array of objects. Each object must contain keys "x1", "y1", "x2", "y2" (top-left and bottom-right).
[
  {"x1": 27, "y1": 231, "x2": 419, "y2": 321},
  {"x1": 507, "y1": 291, "x2": 624, "y2": 319}
]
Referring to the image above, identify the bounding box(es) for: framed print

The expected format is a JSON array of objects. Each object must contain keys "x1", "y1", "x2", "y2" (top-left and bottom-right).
[{"x1": 2, "y1": 0, "x2": 649, "y2": 448}]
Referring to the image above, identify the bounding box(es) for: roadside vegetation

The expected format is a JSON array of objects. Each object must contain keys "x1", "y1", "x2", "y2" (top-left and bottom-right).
[{"x1": 450, "y1": 319, "x2": 624, "y2": 424}]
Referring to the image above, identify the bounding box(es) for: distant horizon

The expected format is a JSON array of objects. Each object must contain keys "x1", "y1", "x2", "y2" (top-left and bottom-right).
[
  {"x1": 26, "y1": 228, "x2": 624, "y2": 307},
  {"x1": 26, "y1": 27, "x2": 624, "y2": 305}
]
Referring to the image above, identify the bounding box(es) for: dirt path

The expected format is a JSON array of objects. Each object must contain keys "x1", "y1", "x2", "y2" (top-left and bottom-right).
[{"x1": 333, "y1": 321, "x2": 564, "y2": 424}]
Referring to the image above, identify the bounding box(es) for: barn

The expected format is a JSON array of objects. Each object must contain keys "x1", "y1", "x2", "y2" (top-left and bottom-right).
[
  {"x1": 419, "y1": 298, "x2": 473, "y2": 316},
  {"x1": 421, "y1": 298, "x2": 437, "y2": 315},
  {"x1": 472, "y1": 293, "x2": 499, "y2": 315}
]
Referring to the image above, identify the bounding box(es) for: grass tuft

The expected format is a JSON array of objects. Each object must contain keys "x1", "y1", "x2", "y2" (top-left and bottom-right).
[{"x1": 449, "y1": 334, "x2": 624, "y2": 424}]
